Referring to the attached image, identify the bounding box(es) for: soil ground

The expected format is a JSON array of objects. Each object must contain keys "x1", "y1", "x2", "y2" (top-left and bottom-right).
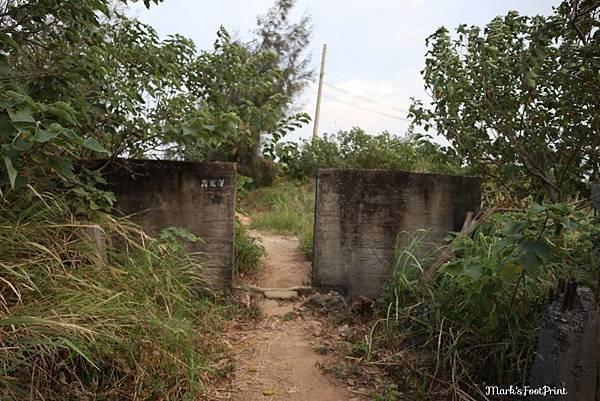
[{"x1": 223, "y1": 230, "x2": 368, "y2": 401}]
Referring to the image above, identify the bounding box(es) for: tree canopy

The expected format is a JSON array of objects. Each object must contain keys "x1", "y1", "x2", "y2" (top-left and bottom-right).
[{"x1": 410, "y1": 0, "x2": 600, "y2": 202}]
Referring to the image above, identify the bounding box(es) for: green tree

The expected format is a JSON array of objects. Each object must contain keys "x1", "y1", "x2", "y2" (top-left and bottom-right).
[
  {"x1": 410, "y1": 0, "x2": 600, "y2": 202},
  {"x1": 253, "y1": 0, "x2": 313, "y2": 101},
  {"x1": 0, "y1": 0, "x2": 310, "y2": 191}
]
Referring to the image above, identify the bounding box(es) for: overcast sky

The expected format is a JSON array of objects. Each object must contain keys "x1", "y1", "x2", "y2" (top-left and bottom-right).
[{"x1": 128, "y1": 0, "x2": 556, "y2": 142}]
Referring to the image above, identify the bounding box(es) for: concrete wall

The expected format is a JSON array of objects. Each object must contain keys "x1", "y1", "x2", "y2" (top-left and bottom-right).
[
  {"x1": 313, "y1": 169, "x2": 481, "y2": 298},
  {"x1": 103, "y1": 159, "x2": 236, "y2": 290}
]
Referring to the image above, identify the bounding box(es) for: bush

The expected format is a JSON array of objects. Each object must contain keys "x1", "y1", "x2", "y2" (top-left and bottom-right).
[
  {"x1": 275, "y1": 127, "x2": 462, "y2": 181},
  {"x1": 371, "y1": 201, "x2": 600, "y2": 399},
  {"x1": 0, "y1": 189, "x2": 232, "y2": 400},
  {"x1": 234, "y1": 222, "x2": 266, "y2": 276}
]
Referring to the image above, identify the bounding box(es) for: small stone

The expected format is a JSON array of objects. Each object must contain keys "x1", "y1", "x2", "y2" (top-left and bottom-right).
[
  {"x1": 262, "y1": 388, "x2": 275, "y2": 396},
  {"x1": 308, "y1": 320, "x2": 323, "y2": 336},
  {"x1": 337, "y1": 323, "x2": 351, "y2": 338}
]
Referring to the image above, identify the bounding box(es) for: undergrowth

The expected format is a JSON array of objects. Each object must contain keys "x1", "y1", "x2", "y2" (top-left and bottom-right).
[
  {"x1": 363, "y1": 201, "x2": 600, "y2": 400},
  {"x1": 0, "y1": 187, "x2": 233, "y2": 400},
  {"x1": 240, "y1": 179, "x2": 314, "y2": 258}
]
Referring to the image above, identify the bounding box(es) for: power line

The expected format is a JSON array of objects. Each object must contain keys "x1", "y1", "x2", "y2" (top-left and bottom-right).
[
  {"x1": 323, "y1": 93, "x2": 412, "y2": 122},
  {"x1": 307, "y1": 76, "x2": 411, "y2": 114},
  {"x1": 319, "y1": 111, "x2": 400, "y2": 134}
]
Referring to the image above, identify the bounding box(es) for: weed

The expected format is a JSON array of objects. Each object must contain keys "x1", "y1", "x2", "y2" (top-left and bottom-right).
[
  {"x1": 372, "y1": 379, "x2": 401, "y2": 401},
  {"x1": 234, "y1": 221, "x2": 265, "y2": 276},
  {"x1": 281, "y1": 312, "x2": 296, "y2": 321},
  {"x1": 314, "y1": 345, "x2": 330, "y2": 355},
  {"x1": 274, "y1": 128, "x2": 463, "y2": 181}
]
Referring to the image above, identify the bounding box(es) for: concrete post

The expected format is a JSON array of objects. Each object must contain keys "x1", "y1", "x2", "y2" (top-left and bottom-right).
[
  {"x1": 81, "y1": 225, "x2": 108, "y2": 269},
  {"x1": 528, "y1": 287, "x2": 599, "y2": 401}
]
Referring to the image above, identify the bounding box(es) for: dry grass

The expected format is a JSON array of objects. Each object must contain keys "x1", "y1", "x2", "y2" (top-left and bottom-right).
[{"x1": 0, "y1": 187, "x2": 234, "y2": 400}]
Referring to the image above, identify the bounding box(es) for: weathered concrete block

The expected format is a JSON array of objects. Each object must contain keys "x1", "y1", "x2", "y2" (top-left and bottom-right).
[
  {"x1": 529, "y1": 287, "x2": 599, "y2": 401},
  {"x1": 99, "y1": 159, "x2": 236, "y2": 290},
  {"x1": 313, "y1": 169, "x2": 481, "y2": 298}
]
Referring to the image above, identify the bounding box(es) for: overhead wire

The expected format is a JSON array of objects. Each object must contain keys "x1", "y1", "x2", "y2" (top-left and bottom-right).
[
  {"x1": 322, "y1": 93, "x2": 412, "y2": 122},
  {"x1": 306, "y1": 76, "x2": 412, "y2": 115}
]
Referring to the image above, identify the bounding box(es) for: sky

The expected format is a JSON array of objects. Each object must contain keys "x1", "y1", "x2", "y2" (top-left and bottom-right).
[{"x1": 128, "y1": 0, "x2": 556, "y2": 143}]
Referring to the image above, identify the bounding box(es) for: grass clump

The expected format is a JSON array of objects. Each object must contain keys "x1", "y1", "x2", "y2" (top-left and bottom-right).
[
  {"x1": 234, "y1": 221, "x2": 266, "y2": 276},
  {"x1": 0, "y1": 188, "x2": 232, "y2": 400},
  {"x1": 240, "y1": 179, "x2": 315, "y2": 258}
]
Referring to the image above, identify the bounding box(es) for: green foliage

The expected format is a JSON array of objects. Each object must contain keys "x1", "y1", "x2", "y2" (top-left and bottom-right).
[
  {"x1": 158, "y1": 226, "x2": 202, "y2": 253},
  {"x1": 236, "y1": 174, "x2": 255, "y2": 202},
  {"x1": 163, "y1": 27, "x2": 310, "y2": 164},
  {"x1": 234, "y1": 222, "x2": 266, "y2": 276},
  {"x1": 0, "y1": 0, "x2": 309, "y2": 192},
  {"x1": 0, "y1": 0, "x2": 153, "y2": 188},
  {"x1": 240, "y1": 180, "x2": 314, "y2": 257},
  {"x1": 275, "y1": 127, "x2": 462, "y2": 181},
  {"x1": 253, "y1": 0, "x2": 314, "y2": 101},
  {"x1": 371, "y1": 380, "x2": 401, "y2": 401},
  {"x1": 376, "y1": 202, "x2": 599, "y2": 397},
  {"x1": 0, "y1": 188, "x2": 232, "y2": 400},
  {"x1": 410, "y1": 1, "x2": 600, "y2": 202}
]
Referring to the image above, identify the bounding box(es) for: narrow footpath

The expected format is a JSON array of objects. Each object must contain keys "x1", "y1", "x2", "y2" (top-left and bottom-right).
[{"x1": 224, "y1": 231, "x2": 367, "y2": 401}]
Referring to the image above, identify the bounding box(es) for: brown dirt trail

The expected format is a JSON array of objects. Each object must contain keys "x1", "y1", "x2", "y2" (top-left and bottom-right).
[{"x1": 225, "y1": 231, "x2": 365, "y2": 401}]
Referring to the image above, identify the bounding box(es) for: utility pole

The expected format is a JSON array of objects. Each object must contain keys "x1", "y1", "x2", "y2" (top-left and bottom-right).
[{"x1": 312, "y1": 43, "x2": 327, "y2": 141}]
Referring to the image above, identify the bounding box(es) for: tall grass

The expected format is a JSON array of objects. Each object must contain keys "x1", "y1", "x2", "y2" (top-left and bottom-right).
[
  {"x1": 0, "y1": 187, "x2": 232, "y2": 400},
  {"x1": 240, "y1": 179, "x2": 315, "y2": 258}
]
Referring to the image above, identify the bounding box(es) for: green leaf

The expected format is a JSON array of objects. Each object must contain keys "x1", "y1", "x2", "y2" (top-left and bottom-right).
[
  {"x1": 0, "y1": 32, "x2": 18, "y2": 50},
  {"x1": 462, "y1": 262, "x2": 482, "y2": 280},
  {"x1": 8, "y1": 109, "x2": 35, "y2": 123},
  {"x1": 2, "y1": 155, "x2": 17, "y2": 188},
  {"x1": 503, "y1": 221, "x2": 526, "y2": 236},
  {"x1": 517, "y1": 241, "x2": 550, "y2": 273},
  {"x1": 529, "y1": 203, "x2": 545, "y2": 215},
  {"x1": 82, "y1": 137, "x2": 109, "y2": 154},
  {"x1": 440, "y1": 261, "x2": 462, "y2": 275},
  {"x1": 45, "y1": 156, "x2": 74, "y2": 179},
  {"x1": 48, "y1": 102, "x2": 77, "y2": 125},
  {"x1": 0, "y1": 114, "x2": 16, "y2": 139},
  {"x1": 32, "y1": 126, "x2": 61, "y2": 142},
  {"x1": 499, "y1": 262, "x2": 523, "y2": 279},
  {"x1": 11, "y1": 138, "x2": 33, "y2": 151}
]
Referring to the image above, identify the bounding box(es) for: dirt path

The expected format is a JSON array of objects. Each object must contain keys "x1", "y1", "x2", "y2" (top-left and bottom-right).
[
  {"x1": 248, "y1": 230, "x2": 311, "y2": 288},
  {"x1": 227, "y1": 231, "x2": 365, "y2": 401}
]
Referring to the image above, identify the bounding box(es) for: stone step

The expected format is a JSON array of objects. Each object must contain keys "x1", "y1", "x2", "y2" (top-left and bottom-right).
[{"x1": 263, "y1": 290, "x2": 299, "y2": 300}]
